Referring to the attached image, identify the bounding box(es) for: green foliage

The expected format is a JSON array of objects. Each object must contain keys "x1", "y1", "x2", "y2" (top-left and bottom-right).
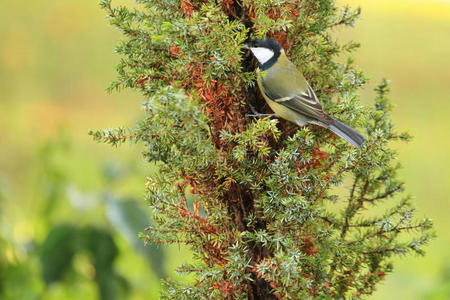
[
  {"x1": 0, "y1": 130, "x2": 168, "y2": 300},
  {"x1": 40, "y1": 224, "x2": 129, "y2": 300},
  {"x1": 94, "y1": 0, "x2": 434, "y2": 298},
  {"x1": 40, "y1": 224, "x2": 78, "y2": 284},
  {"x1": 81, "y1": 227, "x2": 129, "y2": 300}
]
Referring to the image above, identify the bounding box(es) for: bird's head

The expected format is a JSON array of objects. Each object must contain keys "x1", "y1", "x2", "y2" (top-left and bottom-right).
[{"x1": 245, "y1": 38, "x2": 283, "y2": 68}]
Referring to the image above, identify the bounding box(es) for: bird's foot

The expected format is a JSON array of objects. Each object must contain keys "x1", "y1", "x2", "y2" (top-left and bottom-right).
[
  {"x1": 246, "y1": 113, "x2": 276, "y2": 117},
  {"x1": 247, "y1": 103, "x2": 275, "y2": 118}
]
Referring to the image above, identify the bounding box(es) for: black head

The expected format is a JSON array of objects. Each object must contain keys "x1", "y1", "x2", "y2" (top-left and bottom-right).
[
  {"x1": 247, "y1": 38, "x2": 282, "y2": 52},
  {"x1": 246, "y1": 38, "x2": 282, "y2": 70}
]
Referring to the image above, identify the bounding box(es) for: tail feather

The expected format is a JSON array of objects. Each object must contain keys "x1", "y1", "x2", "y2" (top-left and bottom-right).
[{"x1": 328, "y1": 118, "x2": 365, "y2": 148}]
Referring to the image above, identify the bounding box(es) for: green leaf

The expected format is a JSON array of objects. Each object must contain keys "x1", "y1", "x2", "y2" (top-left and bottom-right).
[{"x1": 39, "y1": 224, "x2": 78, "y2": 284}]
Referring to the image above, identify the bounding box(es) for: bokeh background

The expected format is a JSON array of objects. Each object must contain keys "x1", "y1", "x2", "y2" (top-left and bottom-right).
[{"x1": 0, "y1": 0, "x2": 449, "y2": 299}]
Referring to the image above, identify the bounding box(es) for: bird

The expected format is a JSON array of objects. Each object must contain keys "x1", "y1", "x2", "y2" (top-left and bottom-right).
[{"x1": 245, "y1": 38, "x2": 365, "y2": 148}]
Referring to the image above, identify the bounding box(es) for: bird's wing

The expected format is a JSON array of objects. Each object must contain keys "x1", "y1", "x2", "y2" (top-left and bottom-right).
[{"x1": 261, "y1": 81, "x2": 332, "y2": 124}]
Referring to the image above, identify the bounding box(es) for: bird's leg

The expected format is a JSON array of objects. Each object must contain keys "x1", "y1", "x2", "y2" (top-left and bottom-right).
[
  {"x1": 247, "y1": 113, "x2": 276, "y2": 117},
  {"x1": 246, "y1": 103, "x2": 276, "y2": 117}
]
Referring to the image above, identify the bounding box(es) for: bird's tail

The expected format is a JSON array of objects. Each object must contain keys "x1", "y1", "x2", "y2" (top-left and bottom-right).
[{"x1": 328, "y1": 118, "x2": 365, "y2": 148}]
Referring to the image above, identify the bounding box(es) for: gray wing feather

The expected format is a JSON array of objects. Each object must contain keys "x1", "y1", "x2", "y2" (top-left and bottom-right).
[{"x1": 263, "y1": 82, "x2": 332, "y2": 124}]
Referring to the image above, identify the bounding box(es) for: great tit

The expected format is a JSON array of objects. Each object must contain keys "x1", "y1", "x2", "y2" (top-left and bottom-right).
[{"x1": 246, "y1": 38, "x2": 364, "y2": 148}]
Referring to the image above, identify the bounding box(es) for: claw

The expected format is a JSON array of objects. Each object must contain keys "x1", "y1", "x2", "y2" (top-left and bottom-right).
[
  {"x1": 247, "y1": 103, "x2": 275, "y2": 117},
  {"x1": 246, "y1": 113, "x2": 276, "y2": 117}
]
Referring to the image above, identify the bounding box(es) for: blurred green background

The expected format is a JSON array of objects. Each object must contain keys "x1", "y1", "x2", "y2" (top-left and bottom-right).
[{"x1": 0, "y1": 0, "x2": 449, "y2": 299}]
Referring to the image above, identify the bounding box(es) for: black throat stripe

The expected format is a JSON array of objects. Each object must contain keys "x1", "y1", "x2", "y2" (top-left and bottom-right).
[{"x1": 260, "y1": 50, "x2": 280, "y2": 71}]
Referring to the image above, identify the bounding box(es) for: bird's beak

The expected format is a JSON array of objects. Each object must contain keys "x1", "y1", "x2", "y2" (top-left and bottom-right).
[{"x1": 243, "y1": 43, "x2": 250, "y2": 50}]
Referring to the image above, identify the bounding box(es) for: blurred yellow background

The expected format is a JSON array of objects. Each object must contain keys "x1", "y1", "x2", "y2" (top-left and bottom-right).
[{"x1": 0, "y1": 0, "x2": 449, "y2": 299}]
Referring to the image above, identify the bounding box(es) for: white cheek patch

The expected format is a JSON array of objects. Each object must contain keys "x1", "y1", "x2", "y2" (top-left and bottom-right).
[{"x1": 250, "y1": 47, "x2": 274, "y2": 65}]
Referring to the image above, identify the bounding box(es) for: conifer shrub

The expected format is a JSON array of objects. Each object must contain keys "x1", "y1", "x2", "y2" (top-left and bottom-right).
[{"x1": 91, "y1": 0, "x2": 434, "y2": 298}]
